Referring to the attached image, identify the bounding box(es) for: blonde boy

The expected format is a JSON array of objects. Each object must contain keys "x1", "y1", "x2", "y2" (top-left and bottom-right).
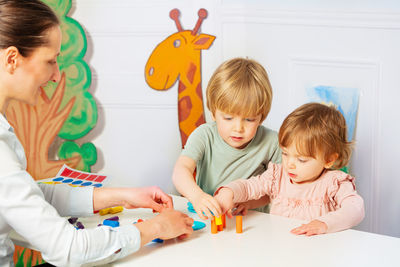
[{"x1": 172, "y1": 58, "x2": 281, "y2": 219}]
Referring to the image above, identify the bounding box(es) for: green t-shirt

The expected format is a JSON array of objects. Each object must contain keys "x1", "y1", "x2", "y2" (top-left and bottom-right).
[{"x1": 181, "y1": 122, "x2": 281, "y2": 195}]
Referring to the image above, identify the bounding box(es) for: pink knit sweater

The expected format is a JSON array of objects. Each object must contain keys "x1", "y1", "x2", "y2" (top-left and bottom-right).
[{"x1": 225, "y1": 162, "x2": 365, "y2": 233}]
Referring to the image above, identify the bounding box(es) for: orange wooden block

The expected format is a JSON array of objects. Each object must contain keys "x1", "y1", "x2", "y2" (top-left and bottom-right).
[
  {"x1": 236, "y1": 215, "x2": 243, "y2": 233},
  {"x1": 217, "y1": 224, "x2": 223, "y2": 231},
  {"x1": 222, "y1": 214, "x2": 226, "y2": 228},
  {"x1": 211, "y1": 217, "x2": 218, "y2": 234}
]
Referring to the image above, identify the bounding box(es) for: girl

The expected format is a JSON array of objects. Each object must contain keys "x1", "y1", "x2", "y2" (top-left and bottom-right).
[
  {"x1": 214, "y1": 102, "x2": 364, "y2": 236},
  {"x1": 0, "y1": 1, "x2": 193, "y2": 266}
]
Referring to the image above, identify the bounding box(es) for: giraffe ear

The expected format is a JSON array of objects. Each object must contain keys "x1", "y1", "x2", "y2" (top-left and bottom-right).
[{"x1": 192, "y1": 34, "x2": 215, "y2": 50}]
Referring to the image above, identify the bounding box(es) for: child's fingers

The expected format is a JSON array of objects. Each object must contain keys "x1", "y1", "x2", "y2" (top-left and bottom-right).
[
  {"x1": 203, "y1": 208, "x2": 213, "y2": 220},
  {"x1": 291, "y1": 224, "x2": 323, "y2": 236},
  {"x1": 232, "y1": 204, "x2": 247, "y2": 216},
  {"x1": 226, "y1": 209, "x2": 233, "y2": 219},
  {"x1": 192, "y1": 203, "x2": 209, "y2": 220},
  {"x1": 241, "y1": 208, "x2": 248, "y2": 216},
  {"x1": 193, "y1": 195, "x2": 222, "y2": 220},
  {"x1": 305, "y1": 230, "x2": 318, "y2": 236},
  {"x1": 205, "y1": 198, "x2": 222, "y2": 217},
  {"x1": 290, "y1": 224, "x2": 307, "y2": 235},
  {"x1": 195, "y1": 207, "x2": 209, "y2": 220},
  {"x1": 231, "y1": 208, "x2": 239, "y2": 216}
]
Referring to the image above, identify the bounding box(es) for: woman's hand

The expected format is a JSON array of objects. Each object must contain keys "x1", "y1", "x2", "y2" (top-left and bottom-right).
[
  {"x1": 93, "y1": 186, "x2": 173, "y2": 212},
  {"x1": 290, "y1": 220, "x2": 328, "y2": 236},
  {"x1": 120, "y1": 186, "x2": 173, "y2": 212},
  {"x1": 135, "y1": 209, "x2": 194, "y2": 246}
]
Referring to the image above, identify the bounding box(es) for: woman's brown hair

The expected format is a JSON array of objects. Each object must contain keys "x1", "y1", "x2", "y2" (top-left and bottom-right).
[{"x1": 0, "y1": 0, "x2": 59, "y2": 57}]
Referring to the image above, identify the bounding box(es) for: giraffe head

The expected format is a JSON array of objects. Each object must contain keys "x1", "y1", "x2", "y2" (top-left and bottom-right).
[{"x1": 145, "y1": 8, "x2": 215, "y2": 90}]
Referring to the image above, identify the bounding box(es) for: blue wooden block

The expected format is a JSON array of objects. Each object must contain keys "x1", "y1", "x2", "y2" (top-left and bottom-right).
[{"x1": 103, "y1": 219, "x2": 120, "y2": 227}]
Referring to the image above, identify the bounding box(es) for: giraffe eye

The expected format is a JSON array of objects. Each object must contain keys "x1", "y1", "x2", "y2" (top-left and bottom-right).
[{"x1": 173, "y1": 39, "x2": 181, "y2": 48}]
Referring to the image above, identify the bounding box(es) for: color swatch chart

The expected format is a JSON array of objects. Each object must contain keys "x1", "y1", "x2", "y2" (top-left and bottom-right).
[{"x1": 37, "y1": 164, "x2": 109, "y2": 188}]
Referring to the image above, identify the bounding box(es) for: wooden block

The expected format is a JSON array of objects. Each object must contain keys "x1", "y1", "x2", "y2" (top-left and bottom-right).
[
  {"x1": 99, "y1": 208, "x2": 110, "y2": 216},
  {"x1": 109, "y1": 206, "x2": 123, "y2": 214},
  {"x1": 211, "y1": 217, "x2": 218, "y2": 234},
  {"x1": 215, "y1": 216, "x2": 222, "y2": 225},
  {"x1": 236, "y1": 215, "x2": 243, "y2": 234}
]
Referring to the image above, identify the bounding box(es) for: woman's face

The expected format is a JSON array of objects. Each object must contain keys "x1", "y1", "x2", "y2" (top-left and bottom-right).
[{"x1": 12, "y1": 26, "x2": 61, "y2": 105}]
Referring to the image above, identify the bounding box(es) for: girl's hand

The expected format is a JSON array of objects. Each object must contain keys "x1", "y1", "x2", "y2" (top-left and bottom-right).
[
  {"x1": 190, "y1": 191, "x2": 222, "y2": 220},
  {"x1": 290, "y1": 220, "x2": 328, "y2": 236},
  {"x1": 232, "y1": 195, "x2": 270, "y2": 216},
  {"x1": 232, "y1": 202, "x2": 250, "y2": 216},
  {"x1": 214, "y1": 188, "x2": 234, "y2": 218}
]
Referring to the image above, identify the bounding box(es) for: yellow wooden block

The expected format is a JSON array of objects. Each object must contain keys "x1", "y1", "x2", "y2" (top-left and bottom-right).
[
  {"x1": 99, "y1": 208, "x2": 110, "y2": 216},
  {"x1": 109, "y1": 206, "x2": 123, "y2": 214},
  {"x1": 215, "y1": 216, "x2": 222, "y2": 225}
]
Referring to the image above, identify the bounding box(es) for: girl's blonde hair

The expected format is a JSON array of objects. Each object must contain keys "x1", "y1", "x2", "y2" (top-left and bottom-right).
[
  {"x1": 206, "y1": 57, "x2": 273, "y2": 122},
  {"x1": 278, "y1": 102, "x2": 353, "y2": 169}
]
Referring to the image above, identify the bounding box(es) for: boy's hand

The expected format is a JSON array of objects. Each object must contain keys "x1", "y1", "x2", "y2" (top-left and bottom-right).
[
  {"x1": 214, "y1": 187, "x2": 234, "y2": 218},
  {"x1": 190, "y1": 191, "x2": 221, "y2": 220},
  {"x1": 290, "y1": 220, "x2": 328, "y2": 236}
]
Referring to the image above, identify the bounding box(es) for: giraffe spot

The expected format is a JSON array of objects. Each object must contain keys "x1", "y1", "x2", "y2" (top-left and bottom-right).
[
  {"x1": 178, "y1": 81, "x2": 186, "y2": 94},
  {"x1": 195, "y1": 114, "x2": 206, "y2": 127},
  {"x1": 178, "y1": 96, "x2": 192, "y2": 122},
  {"x1": 180, "y1": 131, "x2": 188, "y2": 148},
  {"x1": 195, "y1": 82, "x2": 203, "y2": 100},
  {"x1": 186, "y1": 63, "x2": 197, "y2": 84}
]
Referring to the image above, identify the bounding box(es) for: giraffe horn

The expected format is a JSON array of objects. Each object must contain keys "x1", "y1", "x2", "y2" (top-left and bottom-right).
[
  {"x1": 191, "y1": 8, "x2": 207, "y2": 35},
  {"x1": 170, "y1": 8, "x2": 183, "y2": 32}
]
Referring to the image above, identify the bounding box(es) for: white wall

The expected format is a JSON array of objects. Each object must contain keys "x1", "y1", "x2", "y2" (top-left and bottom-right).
[{"x1": 71, "y1": 0, "x2": 400, "y2": 238}]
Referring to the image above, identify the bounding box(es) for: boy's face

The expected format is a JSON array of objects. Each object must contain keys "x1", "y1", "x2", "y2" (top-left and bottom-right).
[
  {"x1": 281, "y1": 143, "x2": 331, "y2": 184},
  {"x1": 212, "y1": 109, "x2": 262, "y2": 149}
]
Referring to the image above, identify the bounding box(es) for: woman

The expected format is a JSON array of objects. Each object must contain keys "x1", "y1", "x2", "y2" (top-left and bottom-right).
[{"x1": 0, "y1": 1, "x2": 193, "y2": 266}]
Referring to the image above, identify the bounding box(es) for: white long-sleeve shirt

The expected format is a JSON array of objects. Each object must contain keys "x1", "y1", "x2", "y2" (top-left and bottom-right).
[{"x1": 0, "y1": 114, "x2": 141, "y2": 266}]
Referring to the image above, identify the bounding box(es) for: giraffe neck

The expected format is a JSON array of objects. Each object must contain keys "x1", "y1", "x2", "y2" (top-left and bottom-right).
[{"x1": 177, "y1": 57, "x2": 205, "y2": 147}]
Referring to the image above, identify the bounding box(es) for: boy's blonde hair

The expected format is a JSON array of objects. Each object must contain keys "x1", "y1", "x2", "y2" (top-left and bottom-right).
[
  {"x1": 206, "y1": 57, "x2": 273, "y2": 122},
  {"x1": 278, "y1": 102, "x2": 353, "y2": 169}
]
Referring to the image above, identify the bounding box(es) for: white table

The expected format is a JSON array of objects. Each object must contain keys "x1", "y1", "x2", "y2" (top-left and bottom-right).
[{"x1": 11, "y1": 195, "x2": 400, "y2": 267}]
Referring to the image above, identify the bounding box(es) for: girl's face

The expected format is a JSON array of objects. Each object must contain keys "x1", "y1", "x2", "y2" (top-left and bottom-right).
[
  {"x1": 212, "y1": 109, "x2": 262, "y2": 149},
  {"x1": 281, "y1": 143, "x2": 333, "y2": 184},
  {"x1": 11, "y1": 26, "x2": 61, "y2": 106}
]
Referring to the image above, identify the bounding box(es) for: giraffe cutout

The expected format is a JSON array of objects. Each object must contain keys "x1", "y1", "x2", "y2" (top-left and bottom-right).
[{"x1": 145, "y1": 8, "x2": 215, "y2": 148}]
